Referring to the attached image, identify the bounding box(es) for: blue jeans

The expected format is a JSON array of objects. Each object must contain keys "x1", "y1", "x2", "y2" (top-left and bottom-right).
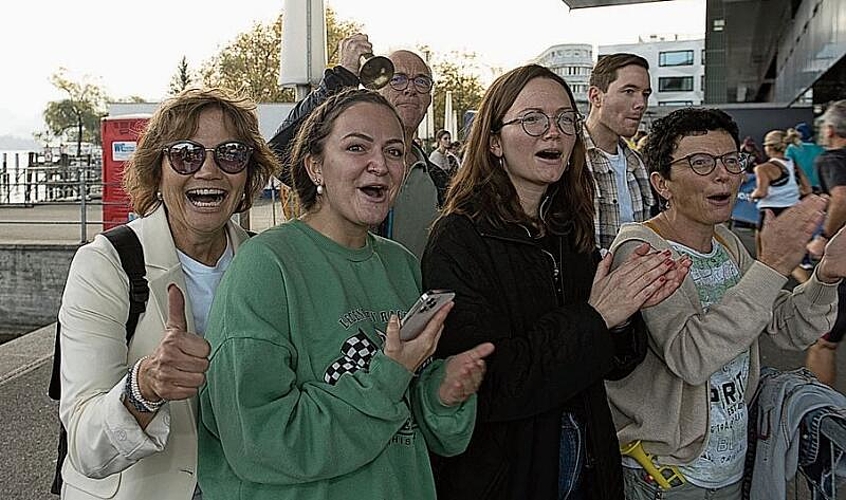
[{"x1": 559, "y1": 412, "x2": 586, "y2": 500}]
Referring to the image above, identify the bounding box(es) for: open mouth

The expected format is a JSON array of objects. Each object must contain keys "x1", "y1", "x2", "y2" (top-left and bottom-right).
[
  {"x1": 707, "y1": 193, "x2": 732, "y2": 203},
  {"x1": 358, "y1": 184, "x2": 389, "y2": 201},
  {"x1": 536, "y1": 149, "x2": 563, "y2": 161},
  {"x1": 185, "y1": 188, "x2": 228, "y2": 207}
]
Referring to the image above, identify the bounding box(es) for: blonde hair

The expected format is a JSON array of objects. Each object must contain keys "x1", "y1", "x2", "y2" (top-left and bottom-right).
[{"x1": 763, "y1": 130, "x2": 790, "y2": 153}]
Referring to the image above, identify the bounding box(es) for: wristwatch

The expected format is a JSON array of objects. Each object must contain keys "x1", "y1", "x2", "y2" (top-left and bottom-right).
[{"x1": 123, "y1": 357, "x2": 166, "y2": 413}]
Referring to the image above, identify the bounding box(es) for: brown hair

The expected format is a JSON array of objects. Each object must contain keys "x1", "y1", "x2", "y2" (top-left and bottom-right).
[
  {"x1": 123, "y1": 87, "x2": 278, "y2": 216},
  {"x1": 442, "y1": 64, "x2": 595, "y2": 253},
  {"x1": 589, "y1": 53, "x2": 650, "y2": 92},
  {"x1": 288, "y1": 89, "x2": 404, "y2": 212}
]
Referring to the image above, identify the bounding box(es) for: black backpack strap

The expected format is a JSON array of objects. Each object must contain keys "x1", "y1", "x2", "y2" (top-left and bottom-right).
[
  {"x1": 102, "y1": 225, "x2": 149, "y2": 343},
  {"x1": 48, "y1": 225, "x2": 148, "y2": 495}
]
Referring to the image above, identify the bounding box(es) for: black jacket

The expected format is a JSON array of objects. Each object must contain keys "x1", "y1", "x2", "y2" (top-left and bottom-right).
[
  {"x1": 421, "y1": 211, "x2": 646, "y2": 500},
  {"x1": 267, "y1": 66, "x2": 449, "y2": 206}
]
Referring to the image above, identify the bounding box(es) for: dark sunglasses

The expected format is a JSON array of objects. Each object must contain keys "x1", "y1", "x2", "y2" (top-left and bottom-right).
[{"x1": 163, "y1": 140, "x2": 253, "y2": 175}]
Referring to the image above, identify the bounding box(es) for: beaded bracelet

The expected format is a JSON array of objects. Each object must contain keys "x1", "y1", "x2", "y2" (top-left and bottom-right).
[{"x1": 123, "y1": 356, "x2": 166, "y2": 413}]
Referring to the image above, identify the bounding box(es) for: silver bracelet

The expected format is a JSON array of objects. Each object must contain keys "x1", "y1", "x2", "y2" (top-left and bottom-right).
[{"x1": 126, "y1": 356, "x2": 166, "y2": 413}]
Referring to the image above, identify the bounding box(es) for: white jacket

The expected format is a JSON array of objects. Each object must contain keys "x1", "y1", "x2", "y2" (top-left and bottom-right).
[{"x1": 58, "y1": 206, "x2": 249, "y2": 500}]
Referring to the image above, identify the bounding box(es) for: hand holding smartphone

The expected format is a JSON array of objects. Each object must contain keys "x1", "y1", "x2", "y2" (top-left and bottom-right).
[{"x1": 400, "y1": 290, "x2": 455, "y2": 341}]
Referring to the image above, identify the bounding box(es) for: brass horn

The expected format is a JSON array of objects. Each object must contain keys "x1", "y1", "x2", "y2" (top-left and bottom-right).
[{"x1": 359, "y1": 54, "x2": 394, "y2": 90}]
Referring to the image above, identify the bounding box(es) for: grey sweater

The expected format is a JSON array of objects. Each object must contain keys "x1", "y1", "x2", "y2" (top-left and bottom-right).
[{"x1": 605, "y1": 222, "x2": 838, "y2": 465}]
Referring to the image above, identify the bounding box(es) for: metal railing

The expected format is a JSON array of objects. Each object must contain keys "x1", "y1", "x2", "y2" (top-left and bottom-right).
[{"x1": 0, "y1": 151, "x2": 119, "y2": 242}]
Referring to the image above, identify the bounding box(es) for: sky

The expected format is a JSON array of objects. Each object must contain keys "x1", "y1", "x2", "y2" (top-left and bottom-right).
[{"x1": 0, "y1": 0, "x2": 705, "y2": 140}]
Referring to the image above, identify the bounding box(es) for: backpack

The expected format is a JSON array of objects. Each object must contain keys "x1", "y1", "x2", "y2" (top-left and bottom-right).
[{"x1": 47, "y1": 224, "x2": 149, "y2": 495}]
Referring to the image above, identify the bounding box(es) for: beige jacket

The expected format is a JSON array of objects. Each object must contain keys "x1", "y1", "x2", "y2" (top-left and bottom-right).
[
  {"x1": 58, "y1": 206, "x2": 249, "y2": 500},
  {"x1": 605, "y1": 222, "x2": 838, "y2": 464}
]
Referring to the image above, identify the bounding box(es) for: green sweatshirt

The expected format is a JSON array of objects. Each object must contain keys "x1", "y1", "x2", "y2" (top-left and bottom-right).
[{"x1": 198, "y1": 219, "x2": 476, "y2": 500}]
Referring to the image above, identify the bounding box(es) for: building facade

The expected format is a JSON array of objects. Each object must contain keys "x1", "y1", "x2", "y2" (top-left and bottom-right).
[
  {"x1": 599, "y1": 35, "x2": 705, "y2": 109},
  {"x1": 533, "y1": 43, "x2": 594, "y2": 112}
]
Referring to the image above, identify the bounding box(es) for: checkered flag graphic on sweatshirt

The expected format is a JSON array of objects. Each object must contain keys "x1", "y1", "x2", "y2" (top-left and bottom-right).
[{"x1": 324, "y1": 331, "x2": 380, "y2": 385}]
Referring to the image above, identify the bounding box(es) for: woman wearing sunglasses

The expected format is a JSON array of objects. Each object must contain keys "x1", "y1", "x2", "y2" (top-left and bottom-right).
[
  {"x1": 57, "y1": 88, "x2": 277, "y2": 500},
  {"x1": 420, "y1": 65, "x2": 689, "y2": 500}
]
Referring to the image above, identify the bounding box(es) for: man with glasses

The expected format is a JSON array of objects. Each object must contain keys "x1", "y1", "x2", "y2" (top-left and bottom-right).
[
  {"x1": 269, "y1": 34, "x2": 448, "y2": 258},
  {"x1": 583, "y1": 53, "x2": 655, "y2": 249}
]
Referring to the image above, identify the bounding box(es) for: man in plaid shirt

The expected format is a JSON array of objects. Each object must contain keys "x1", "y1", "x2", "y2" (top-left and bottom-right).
[{"x1": 583, "y1": 53, "x2": 656, "y2": 249}]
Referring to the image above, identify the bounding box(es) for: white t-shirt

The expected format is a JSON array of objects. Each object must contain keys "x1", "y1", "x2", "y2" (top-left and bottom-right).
[
  {"x1": 176, "y1": 236, "x2": 234, "y2": 336},
  {"x1": 603, "y1": 147, "x2": 634, "y2": 223}
]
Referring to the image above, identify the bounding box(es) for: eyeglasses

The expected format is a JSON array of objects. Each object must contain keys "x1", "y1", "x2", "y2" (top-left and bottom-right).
[
  {"x1": 388, "y1": 73, "x2": 434, "y2": 93},
  {"x1": 498, "y1": 110, "x2": 582, "y2": 137},
  {"x1": 162, "y1": 140, "x2": 253, "y2": 175},
  {"x1": 670, "y1": 151, "x2": 743, "y2": 176}
]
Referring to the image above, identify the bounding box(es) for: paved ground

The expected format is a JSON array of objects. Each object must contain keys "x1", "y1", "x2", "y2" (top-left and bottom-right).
[
  {"x1": 0, "y1": 196, "x2": 289, "y2": 244},
  {"x1": 1, "y1": 223, "x2": 844, "y2": 498}
]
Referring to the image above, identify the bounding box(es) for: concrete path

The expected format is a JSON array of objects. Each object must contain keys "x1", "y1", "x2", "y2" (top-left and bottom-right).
[{"x1": 0, "y1": 196, "x2": 290, "y2": 244}]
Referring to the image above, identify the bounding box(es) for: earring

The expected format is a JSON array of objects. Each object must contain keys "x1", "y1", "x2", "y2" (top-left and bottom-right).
[
  {"x1": 315, "y1": 181, "x2": 324, "y2": 195},
  {"x1": 498, "y1": 156, "x2": 505, "y2": 168},
  {"x1": 156, "y1": 191, "x2": 163, "y2": 201}
]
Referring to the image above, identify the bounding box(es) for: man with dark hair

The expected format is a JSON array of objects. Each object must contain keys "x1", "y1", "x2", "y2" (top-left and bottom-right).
[
  {"x1": 583, "y1": 53, "x2": 655, "y2": 248},
  {"x1": 269, "y1": 34, "x2": 448, "y2": 258},
  {"x1": 806, "y1": 99, "x2": 846, "y2": 385}
]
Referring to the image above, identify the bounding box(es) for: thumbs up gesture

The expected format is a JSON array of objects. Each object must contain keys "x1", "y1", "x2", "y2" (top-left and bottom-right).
[{"x1": 136, "y1": 284, "x2": 211, "y2": 402}]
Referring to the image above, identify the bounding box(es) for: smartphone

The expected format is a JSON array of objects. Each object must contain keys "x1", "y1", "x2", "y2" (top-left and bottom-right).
[{"x1": 399, "y1": 290, "x2": 455, "y2": 341}]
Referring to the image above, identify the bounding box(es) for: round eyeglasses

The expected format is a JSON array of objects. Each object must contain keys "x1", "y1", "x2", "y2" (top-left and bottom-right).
[
  {"x1": 498, "y1": 110, "x2": 582, "y2": 137},
  {"x1": 163, "y1": 140, "x2": 253, "y2": 175},
  {"x1": 388, "y1": 73, "x2": 434, "y2": 94},
  {"x1": 670, "y1": 151, "x2": 744, "y2": 176}
]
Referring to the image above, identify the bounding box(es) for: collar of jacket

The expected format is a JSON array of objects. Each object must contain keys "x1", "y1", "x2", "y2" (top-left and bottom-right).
[{"x1": 473, "y1": 185, "x2": 573, "y2": 243}]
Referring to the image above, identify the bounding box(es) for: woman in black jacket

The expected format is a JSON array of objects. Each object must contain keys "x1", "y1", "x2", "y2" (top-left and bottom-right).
[{"x1": 421, "y1": 64, "x2": 690, "y2": 500}]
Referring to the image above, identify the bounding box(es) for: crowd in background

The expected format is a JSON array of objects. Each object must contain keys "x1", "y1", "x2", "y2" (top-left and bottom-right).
[{"x1": 51, "y1": 30, "x2": 846, "y2": 500}]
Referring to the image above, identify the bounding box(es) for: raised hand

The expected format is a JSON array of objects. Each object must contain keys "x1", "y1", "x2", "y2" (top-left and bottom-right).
[
  {"x1": 383, "y1": 302, "x2": 453, "y2": 373},
  {"x1": 438, "y1": 342, "x2": 495, "y2": 406},
  {"x1": 759, "y1": 194, "x2": 827, "y2": 276},
  {"x1": 589, "y1": 243, "x2": 686, "y2": 328},
  {"x1": 338, "y1": 33, "x2": 374, "y2": 77},
  {"x1": 137, "y1": 284, "x2": 211, "y2": 402},
  {"x1": 816, "y1": 226, "x2": 846, "y2": 284}
]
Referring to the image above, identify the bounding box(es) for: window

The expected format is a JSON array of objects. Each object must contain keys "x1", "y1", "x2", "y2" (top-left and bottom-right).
[
  {"x1": 659, "y1": 50, "x2": 694, "y2": 67},
  {"x1": 701, "y1": 75, "x2": 705, "y2": 92},
  {"x1": 701, "y1": 49, "x2": 706, "y2": 65},
  {"x1": 658, "y1": 100, "x2": 694, "y2": 106},
  {"x1": 659, "y1": 76, "x2": 694, "y2": 92}
]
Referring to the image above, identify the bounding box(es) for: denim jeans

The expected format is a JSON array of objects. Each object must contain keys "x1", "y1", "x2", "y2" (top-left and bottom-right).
[
  {"x1": 559, "y1": 412, "x2": 586, "y2": 500},
  {"x1": 623, "y1": 467, "x2": 742, "y2": 500}
]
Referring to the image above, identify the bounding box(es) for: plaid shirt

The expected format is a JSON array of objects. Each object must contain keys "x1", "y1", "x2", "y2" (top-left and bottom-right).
[{"x1": 582, "y1": 128, "x2": 655, "y2": 249}]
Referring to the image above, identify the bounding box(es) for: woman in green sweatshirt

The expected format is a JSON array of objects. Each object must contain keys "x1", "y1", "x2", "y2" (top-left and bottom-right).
[{"x1": 198, "y1": 89, "x2": 494, "y2": 500}]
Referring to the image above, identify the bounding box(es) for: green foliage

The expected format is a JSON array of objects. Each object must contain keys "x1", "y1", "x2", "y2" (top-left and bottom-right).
[
  {"x1": 199, "y1": 7, "x2": 361, "y2": 103},
  {"x1": 431, "y1": 52, "x2": 485, "y2": 138},
  {"x1": 169, "y1": 56, "x2": 193, "y2": 96},
  {"x1": 200, "y1": 16, "x2": 292, "y2": 103},
  {"x1": 43, "y1": 68, "x2": 107, "y2": 146},
  {"x1": 325, "y1": 8, "x2": 362, "y2": 67}
]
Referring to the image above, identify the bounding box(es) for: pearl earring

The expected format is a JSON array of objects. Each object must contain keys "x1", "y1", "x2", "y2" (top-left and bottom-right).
[
  {"x1": 316, "y1": 183, "x2": 324, "y2": 195},
  {"x1": 156, "y1": 191, "x2": 163, "y2": 201}
]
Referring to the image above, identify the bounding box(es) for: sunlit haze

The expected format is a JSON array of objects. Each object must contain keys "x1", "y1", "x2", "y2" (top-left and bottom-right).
[{"x1": 0, "y1": 0, "x2": 704, "y2": 140}]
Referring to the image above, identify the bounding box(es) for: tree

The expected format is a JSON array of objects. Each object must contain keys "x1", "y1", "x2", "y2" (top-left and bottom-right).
[
  {"x1": 43, "y1": 68, "x2": 107, "y2": 150},
  {"x1": 199, "y1": 7, "x2": 361, "y2": 103},
  {"x1": 169, "y1": 56, "x2": 193, "y2": 95},
  {"x1": 325, "y1": 8, "x2": 362, "y2": 67},
  {"x1": 431, "y1": 51, "x2": 485, "y2": 139}
]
